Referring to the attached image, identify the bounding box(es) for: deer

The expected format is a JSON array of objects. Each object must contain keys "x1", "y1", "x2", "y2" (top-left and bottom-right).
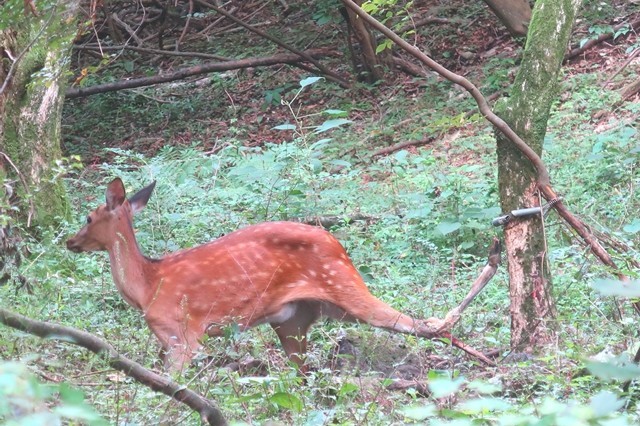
[{"x1": 66, "y1": 178, "x2": 499, "y2": 372}]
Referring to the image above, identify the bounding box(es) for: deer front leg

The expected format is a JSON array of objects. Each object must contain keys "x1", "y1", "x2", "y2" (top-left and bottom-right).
[{"x1": 146, "y1": 317, "x2": 202, "y2": 372}]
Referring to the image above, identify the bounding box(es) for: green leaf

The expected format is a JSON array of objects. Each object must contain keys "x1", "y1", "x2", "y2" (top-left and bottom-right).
[
  {"x1": 466, "y1": 380, "x2": 502, "y2": 394},
  {"x1": 589, "y1": 391, "x2": 625, "y2": 417},
  {"x1": 54, "y1": 405, "x2": 105, "y2": 423},
  {"x1": 314, "y1": 119, "x2": 352, "y2": 133},
  {"x1": 269, "y1": 392, "x2": 303, "y2": 412},
  {"x1": 273, "y1": 124, "x2": 297, "y2": 131},
  {"x1": 323, "y1": 109, "x2": 347, "y2": 116},
  {"x1": 58, "y1": 383, "x2": 85, "y2": 404},
  {"x1": 310, "y1": 158, "x2": 323, "y2": 173},
  {"x1": 310, "y1": 138, "x2": 332, "y2": 150},
  {"x1": 329, "y1": 159, "x2": 351, "y2": 168},
  {"x1": 623, "y1": 219, "x2": 640, "y2": 234},
  {"x1": 428, "y1": 377, "x2": 465, "y2": 398},
  {"x1": 300, "y1": 76, "x2": 323, "y2": 87},
  {"x1": 591, "y1": 279, "x2": 640, "y2": 297},
  {"x1": 338, "y1": 382, "x2": 359, "y2": 397},
  {"x1": 458, "y1": 397, "x2": 511, "y2": 413},
  {"x1": 436, "y1": 221, "x2": 461, "y2": 235},
  {"x1": 402, "y1": 404, "x2": 437, "y2": 420},
  {"x1": 586, "y1": 360, "x2": 640, "y2": 381}
]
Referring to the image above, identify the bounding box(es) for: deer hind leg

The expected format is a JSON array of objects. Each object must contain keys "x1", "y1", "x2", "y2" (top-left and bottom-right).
[
  {"x1": 270, "y1": 301, "x2": 320, "y2": 371},
  {"x1": 322, "y1": 262, "x2": 419, "y2": 335}
]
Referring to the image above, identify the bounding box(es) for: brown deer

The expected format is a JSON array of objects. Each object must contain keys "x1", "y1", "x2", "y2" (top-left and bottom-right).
[{"x1": 67, "y1": 178, "x2": 497, "y2": 371}]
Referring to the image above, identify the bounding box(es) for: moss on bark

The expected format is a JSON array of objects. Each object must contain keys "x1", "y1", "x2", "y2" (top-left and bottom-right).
[{"x1": 0, "y1": 2, "x2": 80, "y2": 229}]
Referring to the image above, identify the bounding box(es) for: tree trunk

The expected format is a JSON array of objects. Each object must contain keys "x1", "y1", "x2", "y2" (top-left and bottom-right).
[
  {"x1": 0, "y1": 1, "x2": 78, "y2": 284},
  {"x1": 495, "y1": 0, "x2": 582, "y2": 351},
  {"x1": 482, "y1": 0, "x2": 532, "y2": 36},
  {"x1": 343, "y1": 0, "x2": 386, "y2": 82}
]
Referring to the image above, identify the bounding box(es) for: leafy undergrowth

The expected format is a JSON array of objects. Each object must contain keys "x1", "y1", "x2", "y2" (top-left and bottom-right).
[{"x1": 3, "y1": 0, "x2": 640, "y2": 424}]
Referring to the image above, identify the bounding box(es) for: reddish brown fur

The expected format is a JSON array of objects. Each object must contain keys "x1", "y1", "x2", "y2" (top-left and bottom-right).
[{"x1": 67, "y1": 178, "x2": 420, "y2": 371}]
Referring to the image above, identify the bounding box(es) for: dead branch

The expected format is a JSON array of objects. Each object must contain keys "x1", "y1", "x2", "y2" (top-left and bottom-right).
[
  {"x1": 65, "y1": 49, "x2": 335, "y2": 99},
  {"x1": 602, "y1": 47, "x2": 640, "y2": 87},
  {"x1": 175, "y1": 0, "x2": 194, "y2": 50},
  {"x1": 341, "y1": 0, "x2": 630, "y2": 289},
  {"x1": 211, "y1": 3, "x2": 270, "y2": 36},
  {"x1": 427, "y1": 238, "x2": 502, "y2": 334},
  {"x1": 111, "y1": 12, "x2": 144, "y2": 46},
  {"x1": 198, "y1": 6, "x2": 238, "y2": 35},
  {"x1": 291, "y1": 213, "x2": 379, "y2": 228},
  {"x1": 370, "y1": 136, "x2": 434, "y2": 157},
  {"x1": 74, "y1": 44, "x2": 231, "y2": 61},
  {"x1": 392, "y1": 56, "x2": 429, "y2": 77},
  {"x1": 194, "y1": 0, "x2": 350, "y2": 89},
  {"x1": 398, "y1": 16, "x2": 456, "y2": 34},
  {"x1": 619, "y1": 78, "x2": 640, "y2": 101},
  {"x1": 565, "y1": 16, "x2": 640, "y2": 61},
  {"x1": 416, "y1": 238, "x2": 502, "y2": 366},
  {"x1": 0, "y1": 308, "x2": 227, "y2": 426}
]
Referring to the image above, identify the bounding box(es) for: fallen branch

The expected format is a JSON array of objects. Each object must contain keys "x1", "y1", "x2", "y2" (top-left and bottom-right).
[
  {"x1": 111, "y1": 12, "x2": 143, "y2": 46},
  {"x1": 291, "y1": 213, "x2": 379, "y2": 228},
  {"x1": 0, "y1": 308, "x2": 227, "y2": 426},
  {"x1": 74, "y1": 44, "x2": 231, "y2": 61},
  {"x1": 602, "y1": 47, "x2": 640, "y2": 87},
  {"x1": 65, "y1": 49, "x2": 334, "y2": 99},
  {"x1": 398, "y1": 16, "x2": 457, "y2": 34},
  {"x1": 194, "y1": 0, "x2": 350, "y2": 89},
  {"x1": 341, "y1": 0, "x2": 630, "y2": 292},
  {"x1": 370, "y1": 136, "x2": 434, "y2": 157},
  {"x1": 564, "y1": 16, "x2": 640, "y2": 61},
  {"x1": 619, "y1": 78, "x2": 640, "y2": 101}
]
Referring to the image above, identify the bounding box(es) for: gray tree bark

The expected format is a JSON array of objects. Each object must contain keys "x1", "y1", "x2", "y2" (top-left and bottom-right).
[{"x1": 496, "y1": 0, "x2": 583, "y2": 350}]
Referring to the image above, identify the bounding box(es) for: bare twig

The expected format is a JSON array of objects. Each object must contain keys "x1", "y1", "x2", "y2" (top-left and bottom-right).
[
  {"x1": 111, "y1": 12, "x2": 143, "y2": 46},
  {"x1": 198, "y1": 6, "x2": 237, "y2": 35},
  {"x1": 176, "y1": 0, "x2": 194, "y2": 50},
  {"x1": 0, "y1": 308, "x2": 228, "y2": 426},
  {"x1": 194, "y1": 0, "x2": 350, "y2": 89}
]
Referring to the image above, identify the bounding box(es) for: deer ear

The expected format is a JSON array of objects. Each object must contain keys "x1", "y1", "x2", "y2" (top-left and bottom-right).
[
  {"x1": 106, "y1": 178, "x2": 126, "y2": 211},
  {"x1": 129, "y1": 181, "x2": 156, "y2": 214}
]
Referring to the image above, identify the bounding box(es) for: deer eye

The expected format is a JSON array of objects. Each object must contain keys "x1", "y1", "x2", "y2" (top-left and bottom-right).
[{"x1": 86, "y1": 216, "x2": 92, "y2": 224}]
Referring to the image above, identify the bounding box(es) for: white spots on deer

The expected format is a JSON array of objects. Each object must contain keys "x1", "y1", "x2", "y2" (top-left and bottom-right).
[{"x1": 286, "y1": 279, "x2": 308, "y2": 289}]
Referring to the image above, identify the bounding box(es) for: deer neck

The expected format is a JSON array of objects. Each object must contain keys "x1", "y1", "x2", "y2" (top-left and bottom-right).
[{"x1": 106, "y1": 222, "x2": 152, "y2": 311}]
